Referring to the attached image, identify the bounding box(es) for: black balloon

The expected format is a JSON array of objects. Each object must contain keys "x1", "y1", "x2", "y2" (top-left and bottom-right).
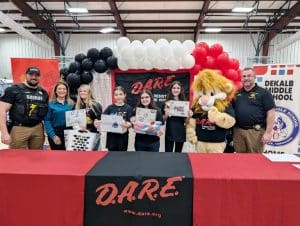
[
  {"x1": 106, "y1": 56, "x2": 118, "y2": 69},
  {"x1": 80, "y1": 71, "x2": 93, "y2": 84},
  {"x1": 81, "y1": 58, "x2": 94, "y2": 71},
  {"x1": 68, "y1": 61, "x2": 81, "y2": 73},
  {"x1": 94, "y1": 59, "x2": 108, "y2": 73},
  {"x1": 100, "y1": 47, "x2": 113, "y2": 60},
  {"x1": 60, "y1": 67, "x2": 69, "y2": 80},
  {"x1": 87, "y1": 48, "x2": 100, "y2": 62},
  {"x1": 75, "y1": 53, "x2": 87, "y2": 63},
  {"x1": 66, "y1": 73, "x2": 81, "y2": 89}
]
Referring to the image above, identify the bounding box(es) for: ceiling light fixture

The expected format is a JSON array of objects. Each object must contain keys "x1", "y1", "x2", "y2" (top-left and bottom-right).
[
  {"x1": 99, "y1": 27, "x2": 115, "y2": 33},
  {"x1": 204, "y1": 28, "x2": 221, "y2": 33},
  {"x1": 232, "y1": 7, "x2": 254, "y2": 13},
  {"x1": 67, "y1": 7, "x2": 88, "y2": 13},
  {"x1": 0, "y1": 27, "x2": 6, "y2": 33}
]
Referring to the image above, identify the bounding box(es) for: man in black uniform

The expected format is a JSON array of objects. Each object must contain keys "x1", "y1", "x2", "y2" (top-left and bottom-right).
[
  {"x1": 233, "y1": 67, "x2": 275, "y2": 153},
  {"x1": 0, "y1": 67, "x2": 49, "y2": 149}
]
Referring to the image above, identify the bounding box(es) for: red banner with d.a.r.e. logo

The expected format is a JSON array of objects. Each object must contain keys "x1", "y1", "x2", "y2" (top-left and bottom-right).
[{"x1": 11, "y1": 58, "x2": 60, "y2": 95}]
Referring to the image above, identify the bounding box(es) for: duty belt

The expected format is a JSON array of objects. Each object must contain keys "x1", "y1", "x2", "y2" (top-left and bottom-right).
[
  {"x1": 238, "y1": 124, "x2": 265, "y2": 130},
  {"x1": 12, "y1": 121, "x2": 41, "y2": 127}
]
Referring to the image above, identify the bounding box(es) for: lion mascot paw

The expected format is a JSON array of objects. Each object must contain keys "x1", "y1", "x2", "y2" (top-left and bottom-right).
[{"x1": 186, "y1": 69, "x2": 236, "y2": 153}]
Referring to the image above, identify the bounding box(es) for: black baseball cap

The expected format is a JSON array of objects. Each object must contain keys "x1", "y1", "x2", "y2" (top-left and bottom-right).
[{"x1": 26, "y1": 67, "x2": 40, "y2": 75}]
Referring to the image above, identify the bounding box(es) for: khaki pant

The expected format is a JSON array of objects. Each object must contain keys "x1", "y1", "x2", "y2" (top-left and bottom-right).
[
  {"x1": 10, "y1": 123, "x2": 45, "y2": 149},
  {"x1": 233, "y1": 127, "x2": 265, "y2": 153},
  {"x1": 195, "y1": 141, "x2": 226, "y2": 153}
]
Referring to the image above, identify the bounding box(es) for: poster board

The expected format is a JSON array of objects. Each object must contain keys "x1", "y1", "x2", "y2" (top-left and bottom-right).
[{"x1": 254, "y1": 64, "x2": 300, "y2": 153}]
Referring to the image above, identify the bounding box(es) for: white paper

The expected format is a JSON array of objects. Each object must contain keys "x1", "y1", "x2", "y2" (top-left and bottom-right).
[
  {"x1": 292, "y1": 164, "x2": 300, "y2": 169},
  {"x1": 100, "y1": 114, "x2": 127, "y2": 134},
  {"x1": 263, "y1": 153, "x2": 300, "y2": 162},
  {"x1": 168, "y1": 100, "x2": 189, "y2": 117},
  {"x1": 65, "y1": 109, "x2": 86, "y2": 127}
]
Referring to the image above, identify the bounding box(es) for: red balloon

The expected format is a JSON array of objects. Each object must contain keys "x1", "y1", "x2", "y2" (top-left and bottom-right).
[
  {"x1": 196, "y1": 42, "x2": 209, "y2": 52},
  {"x1": 228, "y1": 58, "x2": 240, "y2": 70},
  {"x1": 225, "y1": 69, "x2": 238, "y2": 81},
  {"x1": 190, "y1": 64, "x2": 201, "y2": 75},
  {"x1": 203, "y1": 56, "x2": 216, "y2": 69},
  {"x1": 208, "y1": 44, "x2": 223, "y2": 57},
  {"x1": 193, "y1": 46, "x2": 207, "y2": 62},
  {"x1": 216, "y1": 52, "x2": 229, "y2": 68}
]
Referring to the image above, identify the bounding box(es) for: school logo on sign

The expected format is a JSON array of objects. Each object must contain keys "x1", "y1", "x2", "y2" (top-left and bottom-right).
[{"x1": 270, "y1": 106, "x2": 299, "y2": 146}]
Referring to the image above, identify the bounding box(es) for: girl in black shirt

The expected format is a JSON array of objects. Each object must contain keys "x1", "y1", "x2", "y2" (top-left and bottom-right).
[
  {"x1": 131, "y1": 90, "x2": 164, "y2": 152},
  {"x1": 162, "y1": 81, "x2": 189, "y2": 152},
  {"x1": 102, "y1": 86, "x2": 133, "y2": 151}
]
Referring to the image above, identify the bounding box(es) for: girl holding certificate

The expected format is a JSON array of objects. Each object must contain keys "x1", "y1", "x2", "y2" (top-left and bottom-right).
[
  {"x1": 162, "y1": 81, "x2": 191, "y2": 152},
  {"x1": 44, "y1": 81, "x2": 74, "y2": 150},
  {"x1": 100, "y1": 86, "x2": 133, "y2": 151},
  {"x1": 75, "y1": 84, "x2": 102, "y2": 150},
  {"x1": 131, "y1": 90, "x2": 164, "y2": 152}
]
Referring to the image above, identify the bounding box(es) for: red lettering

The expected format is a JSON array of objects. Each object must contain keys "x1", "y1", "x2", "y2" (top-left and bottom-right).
[
  {"x1": 131, "y1": 82, "x2": 143, "y2": 94},
  {"x1": 117, "y1": 181, "x2": 139, "y2": 204},
  {"x1": 138, "y1": 179, "x2": 159, "y2": 201},
  {"x1": 153, "y1": 77, "x2": 164, "y2": 89},
  {"x1": 160, "y1": 176, "x2": 182, "y2": 198},
  {"x1": 95, "y1": 183, "x2": 118, "y2": 206},
  {"x1": 143, "y1": 79, "x2": 153, "y2": 91},
  {"x1": 164, "y1": 75, "x2": 176, "y2": 86}
]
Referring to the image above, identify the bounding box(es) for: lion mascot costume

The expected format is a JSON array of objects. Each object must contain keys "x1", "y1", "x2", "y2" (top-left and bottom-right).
[{"x1": 186, "y1": 69, "x2": 236, "y2": 153}]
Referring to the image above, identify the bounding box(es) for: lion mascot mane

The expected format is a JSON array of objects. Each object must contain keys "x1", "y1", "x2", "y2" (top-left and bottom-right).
[{"x1": 187, "y1": 69, "x2": 236, "y2": 153}]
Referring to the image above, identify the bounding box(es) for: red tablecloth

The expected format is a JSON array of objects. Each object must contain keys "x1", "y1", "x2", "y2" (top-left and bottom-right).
[
  {"x1": 1, "y1": 150, "x2": 300, "y2": 226},
  {"x1": 0, "y1": 150, "x2": 107, "y2": 226},
  {"x1": 189, "y1": 154, "x2": 300, "y2": 226}
]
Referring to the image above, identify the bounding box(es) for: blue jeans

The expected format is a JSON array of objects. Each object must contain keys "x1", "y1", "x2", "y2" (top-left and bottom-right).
[{"x1": 135, "y1": 140, "x2": 160, "y2": 152}]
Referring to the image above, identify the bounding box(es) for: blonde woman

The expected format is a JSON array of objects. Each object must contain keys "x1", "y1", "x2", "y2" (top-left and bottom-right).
[
  {"x1": 75, "y1": 84, "x2": 102, "y2": 150},
  {"x1": 44, "y1": 81, "x2": 74, "y2": 150}
]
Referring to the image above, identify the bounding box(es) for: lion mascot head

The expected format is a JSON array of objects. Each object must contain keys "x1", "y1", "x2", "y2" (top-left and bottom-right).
[{"x1": 192, "y1": 69, "x2": 236, "y2": 113}]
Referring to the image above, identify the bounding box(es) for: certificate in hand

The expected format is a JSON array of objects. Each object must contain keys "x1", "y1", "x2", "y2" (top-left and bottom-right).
[
  {"x1": 65, "y1": 109, "x2": 86, "y2": 127},
  {"x1": 169, "y1": 100, "x2": 189, "y2": 117},
  {"x1": 100, "y1": 114, "x2": 127, "y2": 134}
]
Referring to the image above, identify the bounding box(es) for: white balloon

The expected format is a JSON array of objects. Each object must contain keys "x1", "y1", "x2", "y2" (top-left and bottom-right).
[
  {"x1": 117, "y1": 37, "x2": 130, "y2": 50},
  {"x1": 143, "y1": 39, "x2": 155, "y2": 47},
  {"x1": 183, "y1": 40, "x2": 196, "y2": 54},
  {"x1": 181, "y1": 54, "x2": 195, "y2": 69},
  {"x1": 121, "y1": 45, "x2": 134, "y2": 59},
  {"x1": 153, "y1": 58, "x2": 166, "y2": 70},
  {"x1": 166, "y1": 58, "x2": 180, "y2": 71},
  {"x1": 117, "y1": 59, "x2": 129, "y2": 71},
  {"x1": 170, "y1": 40, "x2": 181, "y2": 48},
  {"x1": 126, "y1": 58, "x2": 138, "y2": 69},
  {"x1": 131, "y1": 40, "x2": 143, "y2": 47},
  {"x1": 134, "y1": 45, "x2": 146, "y2": 59},
  {"x1": 146, "y1": 45, "x2": 160, "y2": 59},
  {"x1": 142, "y1": 59, "x2": 153, "y2": 71},
  {"x1": 156, "y1": 38, "x2": 169, "y2": 46},
  {"x1": 173, "y1": 43, "x2": 186, "y2": 58},
  {"x1": 160, "y1": 44, "x2": 173, "y2": 59}
]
